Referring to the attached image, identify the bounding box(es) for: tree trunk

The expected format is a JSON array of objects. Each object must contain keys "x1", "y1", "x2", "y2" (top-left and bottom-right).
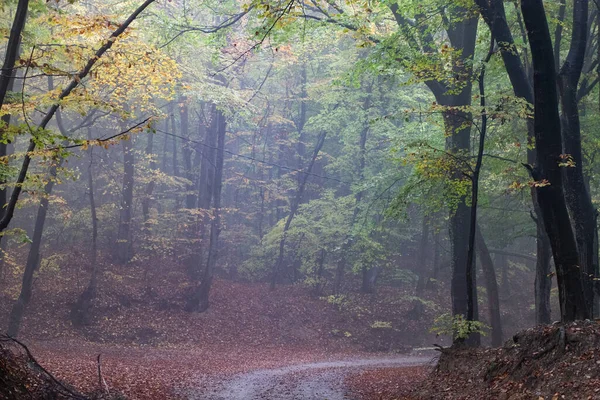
[
  {"x1": 315, "y1": 248, "x2": 326, "y2": 295},
  {"x1": 116, "y1": 134, "x2": 134, "y2": 264},
  {"x1": 415, "y1": 215, "x2": 430, "y2": 296},
  {"x1": 534, "y1": 219, "x2": 553, "y2": 323},
  {"x1": 558, "y1": 0, "x2": 596, "y2": 317},
  {"x1": 186, "y1": 108, "x2": 226, "y2": 312},
  {"x1": 0, "y1": 0, "x2": 29, "y2": 110},
  {"x1": 521, "y1": 0, "x2": 590, "y2": 321},
  {"x1": 188, "y1": 105, "x2": 218, "y2": 281},
  {"x1": 476, "y1": 0, "x2": 554, "y2": 328},
  {"x1": 270, "y1": 132, "x2": 326, "y2": 290},
  {"x1": 71, "y1": 127, "x2": 99, "y2": 327},
  {"x1": 180, "y1": 100, "x2": 196, "y2": 209},
  {"x1": 7, "y1": 153, "x2": 64, "y2": 337},
  {"x1": 476, "y1": 228, "x2": 503, "y2": 347},
  {"x1": 142, "y1": 122, "x2": 159, "y2": 228},
  {"x1": 337, "y1": 85, "x2": 371, "y2": 294}
]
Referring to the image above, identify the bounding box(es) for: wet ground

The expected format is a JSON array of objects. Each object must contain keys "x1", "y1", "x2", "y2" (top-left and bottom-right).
[{"x1": 192, "y1": 356, "x2": 433, "y2": 400}]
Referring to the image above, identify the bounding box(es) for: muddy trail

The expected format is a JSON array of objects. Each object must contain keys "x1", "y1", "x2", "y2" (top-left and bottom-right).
[{"x1": 191, "y1": 355, "x2": 434, "y2": 400}]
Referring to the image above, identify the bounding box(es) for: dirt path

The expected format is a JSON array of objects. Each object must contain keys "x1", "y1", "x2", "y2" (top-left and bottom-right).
[{"x1": 191, "y1": 355, "x2": 433, "y2": 400}]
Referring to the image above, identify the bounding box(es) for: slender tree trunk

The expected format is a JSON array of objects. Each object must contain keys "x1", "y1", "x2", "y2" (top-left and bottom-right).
[
  {"x1": 186, "y1": 109, "x2": 226, "y2": 312},
  {"x1": 521, "y1": 0, "x2": 590, "y2": 321},
  {"x1": 71, "y1": 128, "x2": 99, "y2": 326},
  {"x1": 180, "y1": 100, "x2": 196, "y2": 209},
  {"x1": 415, "y1": 215, "x2": 430, "y2": 296},
  {"x1": 271, "y1": 132, "x2": 326, "y2": 290},
  {"x1": 7, "y1": 151, "x2": 64, "y2": 337},
  {"x1": 476, "y1": 228, "x2": 503, "y2": 347},
  {"x1": 116, "y1": 133, "x2": 134, "y2": 264},
  {"x1": 461, "y1": 36, "x2": 493, "y2": 344},
  {"x1": 431, "y1": 228, "x2": 441, "y2": 282},
  {"x1": 315, "y1": 248, "x2": 326, "y2": 295},
  {"x1": 171, "y1": 112, "x2": 180, "y2": 178},
  {"x1": 142, "y1": 122, "x2": 159, "y2": 227},
  {"x1": 337, "y1": 86, "x2": 371, "y2": 293}
]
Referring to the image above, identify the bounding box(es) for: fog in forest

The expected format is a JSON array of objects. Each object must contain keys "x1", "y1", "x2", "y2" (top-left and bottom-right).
[{"x1": 1, "y1": 0, "x2": 599, "y2": 399}]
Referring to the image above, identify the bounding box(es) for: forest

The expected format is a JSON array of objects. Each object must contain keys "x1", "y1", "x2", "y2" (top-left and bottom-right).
[{"x1": 1, "y1": 0, "x2": 600, "y2": 399}]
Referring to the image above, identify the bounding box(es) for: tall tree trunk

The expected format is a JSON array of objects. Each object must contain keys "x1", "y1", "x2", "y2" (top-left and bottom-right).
[
  {"x1": 116, "y1": 133, "x2": 134, "y2": 264},
  {"x1": 171, "y1": 112, "x2": 180, "y2": 178},
  {"x1": 337, "y1": 85, "x2": 371, "y2": 294},
  {"x1": 391, "y1": 1, "x2": 478, "y2": 343},
  {"x1": 142, "y1": 122, "x2": 159, "y2": 227},
  {"x1": 437, "y1": 13, "x2": 480, "y2": 346},
  {"x1": 521, "y1": 0, "x2": 590, "y2": 321},
  {"x1": 476, "y1": 228, "x2": 503, "y2": 347},
  {"x1": 431, "y1": 228, "x2": 441, "y2": 282},
  {"x1": 476, "y1": 0, "x2": 553, "y2": 327},
  {"x1": 188, "y1": 105, "x2": 218, "y2": 281},
  {"x1": 71, "y1": 127, "x2": 99, "y2": 327},
  {"x1": 180, "y1": 100, "x2": 196, "y2": 209},
  {"x1": 7, "y1": 143, "x2": 65, "y2": 336},
  {"x1": 186, "y1": 108, "x2": 226, "y2": 312},
  {"x1": 0, "y1": 0, "x2": 29, "y2": 110},
  {"x1": 315, "y1": 248, "x2": 326, "y2": 295},
  {"x1": 558, "y1": 0, "x2": 597, "y2": 317},
  {"x1": 270, "y1": 132, "x2": 326, "y2": 290},
  {"x1": 415, "y1": 215, "x2": 430, "y2": 296},
  {"x1": 461, "y1": 36, "x2": 493, "y2": 343},
  {"x1": 0, "y1": 59, "x2": 18, "y2": 283}
]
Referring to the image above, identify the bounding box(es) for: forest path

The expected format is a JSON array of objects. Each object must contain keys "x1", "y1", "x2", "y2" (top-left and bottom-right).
[{"x1": 191, "y1": 355, "x2": 433, "y2": 400}]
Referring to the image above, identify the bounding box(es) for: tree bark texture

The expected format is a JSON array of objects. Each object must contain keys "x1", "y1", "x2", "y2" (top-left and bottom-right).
[{"x1": 521, "y1": 0, "x2": 590, "y2": 321}]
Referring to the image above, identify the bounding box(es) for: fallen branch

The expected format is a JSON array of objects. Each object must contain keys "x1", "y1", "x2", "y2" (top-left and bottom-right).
[
  {"x1": 97, "y1": 354, "x2": 110, "y2": 396},
  {"x1": 0, "y1": 334, "x2": 88, "y2": 399}
]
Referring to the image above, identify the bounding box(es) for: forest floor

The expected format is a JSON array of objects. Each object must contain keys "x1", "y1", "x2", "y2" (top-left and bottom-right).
[
  {"x1": 2, "y1": 252, "x2": 571, "y2": 399},
  {"x1": 0, "y1": 258, "x2": 445, "y2": 398}
]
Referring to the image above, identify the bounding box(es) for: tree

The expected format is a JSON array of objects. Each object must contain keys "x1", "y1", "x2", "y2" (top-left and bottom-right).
[{"x1": 520, "y1": 0, "x2": 590, "y2": 321}]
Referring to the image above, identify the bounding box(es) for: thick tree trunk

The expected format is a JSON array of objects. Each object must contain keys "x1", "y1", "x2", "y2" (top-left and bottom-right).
[
  {"x1": 0, "y1": 0, "x2": 29, "y2": 110},
  {"x1": 428, "y1": 11, "x2": 480, "y2": 346},
  {"x1": 0, "y1": 67, "x2": 17, "y2": 283},
  {"x1": 521, "y1": 0, "x2": 590, "y2": 321},
  {"x1": 558, "y1": 0, "x2": 597, "y2": 317},
  {"x1": 188, "y1": 105, "x2": 218, "y2": 281},
  {"x1": 476, "y1": 228, "x2": 503, "y2": 347},
  {"x1": 476, "y1": 0, "x2": 553, "y2": 327},
  {"x1": 116, "y1": 134, "x2": 134, "y2": 264},
  {"x1": 534, "y1": 219, "x2": 553, "y2": 323}
]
